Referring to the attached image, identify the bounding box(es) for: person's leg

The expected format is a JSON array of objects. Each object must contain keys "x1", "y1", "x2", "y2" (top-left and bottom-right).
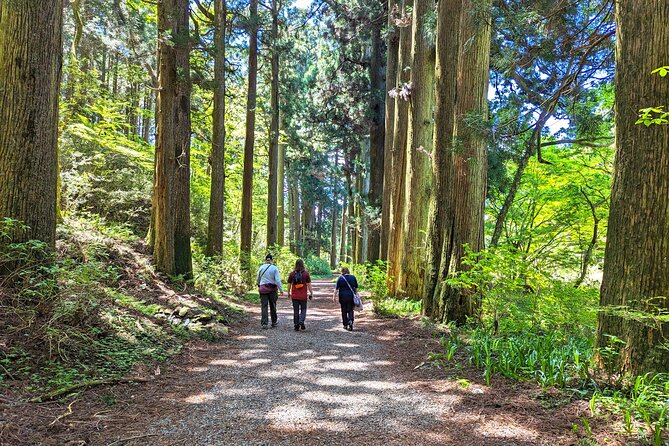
[
  {"x1": 269, "y1": 290, "x2": 278, "y2": 326},
  {"x1": 292, "y1": 299, "x2": 300, "y2": 328},
  {"x1": 299, "y1": 300, "x2": 307, "y2": 329},
  {"x1": 300, "y1": 300, "x2": 307, "y2": 323},
  {"x1": 260, "y1": 294, "x2": 269, "y2": 327},
  {"x1": 345, "y1": 300, "x2": 354, "y2": 329},
  {"x1": 340, "y1": 301, "x2": 348, "y2": 328}
]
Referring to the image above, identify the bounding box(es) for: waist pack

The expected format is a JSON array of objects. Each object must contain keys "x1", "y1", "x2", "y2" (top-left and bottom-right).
[{"x1": 258, "y1": 283, "x2": 278, "y2": 294}]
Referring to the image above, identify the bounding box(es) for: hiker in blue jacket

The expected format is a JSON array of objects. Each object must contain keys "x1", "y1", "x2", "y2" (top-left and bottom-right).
[{"x1": 332, "y1": 267, "x2": 358, "y2": 331}]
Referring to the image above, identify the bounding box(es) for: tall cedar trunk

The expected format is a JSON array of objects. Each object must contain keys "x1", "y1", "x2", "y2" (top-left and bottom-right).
[
  {"x1": 206, "y1": 0, "x2": 227, "y2": 256},
  {"x1": 386, "y1": 0, "x2": 413, "y2": 294},
  {"x1": 152, "y1": 0, "x2": 192, "y2": 277},
  {"x1": 277, "y1": 118, "x2": 286, "y2": 246},
  {"x1": 367, "y1": 19, "x2": 386, "y2": 262},
  {"x1": 396, "y1": 0, "x2": 435, "y2": 298},
  {"x1": 339, "y1": 194, "x2": 348, "y2": 263},
  {"x1": 438, "y1": 0, "x2": 491, "y2": 324},
  {"x1": 240, "y1": 0, "x2": 258, "y2": 270},
  {"x1": 380, "y1": 0, "x2": 400, "y2": 261},
  {"x1": 595, "y1": 0, "x2": 669, "y2": 374},
  {"x1": 346, "y1": 167, "x2": 355, "y2": 263},
  {"x1": 330, "y1": 151, "x2": 340, "y2": 269},
  {"x1": 142, "y1": 90, "x2": 152, "y2": 143},
  {"x1": 266, "y1": 0, "x2": 280, "y2": 247},
  {"x1": 423, "y1": 0, "x2": 462, "y2": 318},
  {"x1": 0, "y1": 1, "x2": 63, "y2": 255},
  {"x1": 291, "y1": 181, "x2": 301, "y2": 254}
]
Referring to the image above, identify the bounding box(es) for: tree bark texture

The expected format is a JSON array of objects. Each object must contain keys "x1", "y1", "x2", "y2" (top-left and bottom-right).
[
  {"x1": 439, "y1": 0, "x2": 491, "y2": 324},
  {"x1": 422, "y1": 0, "x2": 462, "y2": 318},
  {"x1": 367, "y1": 19, "x2": 386, "y2": 263},
  {"x1": 596, "y1": 0, "x2": 669, "y2": 374},
  {"x1": 0, "y1": 0, "x2": 63, "y2": 253},
  {"x1": 396, "y1": 0, "x2": 436, "y2": 298},
  {"x1": 240, "y1": 0, "x2": 258, "y2": 270},
  {"x1": 266, "y1": 0, "x2": 280, "y2": 248},
  {"x1": 206, "y1": 0, "x2": 227, "y2": 256},
  {"x1": 386, "y1": 0, "x2": 413, "y2": 294},
  {"x1": 152, "y1": 0, "x2": 192, "y2": 277},
  {"x1": 277, "y1": 119, "x2": 286, "y2": 246},
  {"x1": 380, "y1": 0, "x2": 400, "y2": 261}
]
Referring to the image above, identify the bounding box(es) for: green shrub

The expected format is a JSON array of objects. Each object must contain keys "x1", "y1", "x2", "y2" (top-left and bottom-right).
[
  {"x1": 446, "y1": 246, "x2": 598, "y2": 336},
  {"x1": 305, "y1": 256, "x2": 331, "y2": 276}
]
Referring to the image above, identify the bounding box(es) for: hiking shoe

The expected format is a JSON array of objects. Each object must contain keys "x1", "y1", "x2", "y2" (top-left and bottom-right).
[
  {"x1": 261, "y1": 324, "x2": 268, "y2": 330},
  {"x1": 271, "y1": 322, "x2": 278, "y2": 328},
  {"x1": 294, "y1": 325, "x2": 300, "y2": 331},
  {"x1": 300, "y1": 323, "x2": 306, "y2": 330},
  {"x1": 347, "y1": 323, "x2": 353, "y2": 331}
]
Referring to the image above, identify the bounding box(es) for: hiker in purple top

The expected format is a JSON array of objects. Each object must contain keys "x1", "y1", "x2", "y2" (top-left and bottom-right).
[{"x1": 332, "y1": 267, "x2": 358, "y2": 331}]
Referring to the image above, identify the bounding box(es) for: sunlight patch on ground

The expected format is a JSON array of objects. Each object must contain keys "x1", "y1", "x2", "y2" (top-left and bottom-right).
[
  {"x1": 183, "y1": 392, "x2": 217, "y2": 404},
  {"x1": 187, "y1": 366, "x2": 209, "y2": 372},
  {"x1": 267, "y1": 403, "x2": 314, "y2": 424},
  {"x1": 313, "y1": 375, "x2": 351, "y2": 387},
  {"x1": 358, "y1": 380, "x2": 408, "y2": 391},
  {"x1": 333, "y1": 342, "x2": 359, "y2": 348},
  {"x1": 476, "y1": 415, "x2": 539, "y2": 440},
  {"x1": 323, "y1": 361, "x2": 368, "y2": 371},
  {"x1": 372, "y1": 360, "x2": 394, "y2": 366},
  {"x1": 239, "y1": 348, "x2": 268, "y2": 357},
  {"x1": 237, "y1": 335, "x2": 267, "y2": 340}
]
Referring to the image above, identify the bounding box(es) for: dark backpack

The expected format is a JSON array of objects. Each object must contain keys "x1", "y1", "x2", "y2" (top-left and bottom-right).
[{"x1": 293, "y1": 271, "x2": 304, "y2": 288}]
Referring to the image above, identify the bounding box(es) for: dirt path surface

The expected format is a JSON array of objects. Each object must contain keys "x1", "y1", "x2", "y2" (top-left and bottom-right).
[{"x1": 7, "y1": 279, "x2": 594, "y2": 445}]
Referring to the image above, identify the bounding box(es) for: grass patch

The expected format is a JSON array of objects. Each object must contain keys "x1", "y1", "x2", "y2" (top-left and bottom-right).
[{"x1": 374, "y1": 297, "x2": 422, "y2": 318}]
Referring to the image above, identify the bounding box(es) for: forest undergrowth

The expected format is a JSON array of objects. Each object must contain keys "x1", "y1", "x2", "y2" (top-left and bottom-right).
[
  {"x1": 352, "y1": 255, "x2": 669, "y2": 445},
  {"x1": 0, "y1": 215, "x2": 243, "y2": 402}
]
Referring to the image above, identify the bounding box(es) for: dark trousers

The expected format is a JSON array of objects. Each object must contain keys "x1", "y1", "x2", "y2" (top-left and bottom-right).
[
  {"x1": 292, "y1": 299, "x2": 308, "y2": 326},
  {"x1": 260, "y1": 290, "x2": 278, "y2": 326},
  {"x1": 339, "y1": 298, "x2": 354, "y2": 326}
]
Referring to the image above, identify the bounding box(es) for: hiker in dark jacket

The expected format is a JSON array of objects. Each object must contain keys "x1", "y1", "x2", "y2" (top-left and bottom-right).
[
  {"x1": 332, "y1": 267, "x2": 358, "y2": 331},
  {"x1": 287, "y1": 259, "x2": 313, "y2": 331}
]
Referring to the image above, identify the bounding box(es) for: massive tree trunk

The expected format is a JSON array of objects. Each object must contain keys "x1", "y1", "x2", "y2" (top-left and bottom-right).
[
  {"x1": 240, "y1": 0, "x2": 258, "y2": 271},
  {"x1": 380, "y1": 0, "x2": 400, "y2": 261},
  {"x1": 0, "y1": 1, "x2": 63, "y2": 255},
  {"x1": 439, "y1": 0, "x2": 491, "y2": 324},
  {"x1": 330, "y1": 151, "x2": 340, "y2": 269},
  {"x1": 396, "y1": 0, "x2": 436, "y2": 298},
  {"x1": 152, "y1": 0, "x2": 192, "y2": 277},
  {"x1": 339, "y1": 194, "x2": 349, "y2": 264},
  {"x1": 277, "y1": 118, "x2": 286, "y2": 246},
  {"x1": 206, "y1": 0, "x2": 227, "y2": 256},
  {"x1": 423, "y1": 0, "x2": 462, "y2": 318},
  {"x1": 595, "y1": 0, "x2": 669, "y2": 374},
  {"x1": 367, "y1": 18, "x2": 386, "y2": 263},
  {"x1": 266, "y1": 0, "x2": 280, "y2": 248},
  {"x1": 386, "y1": 0, "x2": 413, "y2": 294}
]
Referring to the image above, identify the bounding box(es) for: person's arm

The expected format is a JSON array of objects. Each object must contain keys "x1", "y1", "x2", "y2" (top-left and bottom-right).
[
  {"x1": 306, "y1": 273, "x2": 313, "y2": 299},
  {"x1": 332, "y1": 278, "x2": 339, "y2": 302},
  {"x1": 287, "y1": 282, "x2": 292, "y2": 298},
  {"x1": 274, "y1": 267, "x2": 283, "y2": 294}
]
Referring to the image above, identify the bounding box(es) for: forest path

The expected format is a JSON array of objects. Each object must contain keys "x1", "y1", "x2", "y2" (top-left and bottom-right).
[{"x1": 93, "y1": 279, "x2": 576, "y2": 446}]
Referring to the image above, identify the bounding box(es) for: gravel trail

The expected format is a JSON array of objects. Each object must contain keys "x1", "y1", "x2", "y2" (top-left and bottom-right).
[{"x1": 119, "y1": 279, "x2": 459, "y2": 445}]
